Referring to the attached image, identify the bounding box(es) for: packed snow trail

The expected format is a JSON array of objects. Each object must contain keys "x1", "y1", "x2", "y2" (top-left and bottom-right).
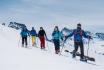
[{"x1": 0, "y1": 25, "x2": 104, "y2": 70}]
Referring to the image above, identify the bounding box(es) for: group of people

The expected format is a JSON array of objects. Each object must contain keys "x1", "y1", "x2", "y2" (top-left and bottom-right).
[
  {"x1": 20, "y1": 27, "x2": 46, "y2": 49},
  {"x1": 20, "y1": 23, "x2": 92, "y2": 60}
]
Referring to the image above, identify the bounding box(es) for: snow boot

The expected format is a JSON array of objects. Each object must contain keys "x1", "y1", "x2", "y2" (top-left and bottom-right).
[
  {"x1": 72, "y1": 52, "x2": 76, "y2": 58},
  {"x1": 80, "y1": 58, "x2": 87, "y2": 62}
]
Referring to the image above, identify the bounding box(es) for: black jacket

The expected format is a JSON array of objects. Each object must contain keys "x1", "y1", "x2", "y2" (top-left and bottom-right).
[{"x1": 38, "y1": 30, "x2": 46, "y2": 37}]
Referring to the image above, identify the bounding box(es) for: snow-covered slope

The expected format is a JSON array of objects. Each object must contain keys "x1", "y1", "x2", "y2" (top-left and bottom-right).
[{"x1": 0, "y1": 25, "x2": 104, "y2": 70}]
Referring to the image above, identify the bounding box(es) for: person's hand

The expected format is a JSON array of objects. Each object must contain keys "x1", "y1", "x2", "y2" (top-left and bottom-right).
[
  {"x1": 89, "y1": 36, "x2": 93, "y2": 40},
  {"x1": 64, "y1": 36, "x2": 68, "y2": 42},
  {"x1": 65, "y1": 36, "x2": 68, "y2": 39},
  {"x1": 45, "y1": 36, "x2": 48, "y2": 40}
]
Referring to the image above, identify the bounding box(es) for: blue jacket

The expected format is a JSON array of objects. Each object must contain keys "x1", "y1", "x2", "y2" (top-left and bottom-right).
[
  {"x1": 30, "y1": 30, "x2": 37, "y2": 36},
  {"x1": 20, "y1": 29, "x2": 29, "y2": 37},
  {"x1": 52, "y1": 31, "x2": 62, "y2": 40},
  {"x1": 67, "y1": 29, "x2": 89, "y2": 42}
]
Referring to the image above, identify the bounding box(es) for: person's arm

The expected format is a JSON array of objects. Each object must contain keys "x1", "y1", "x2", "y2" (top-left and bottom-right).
[
  {"x1": 52, "y1": 31, "x2": 55, "y2": 40},
  {"x1": 38, "y1": 31, "x2": 40, "y2": 37},
  {"x1": 35, "y1": 30, "x2": 38, "y2": 37},
  {"x1": 64, "y1": 30, "x2": 74, "y2": 41},
  {"x1": 20, "y1": 31, "x2": 22, "y2": 36},
  {"x1": 83, "y1": 30, "x2": 89, "y2": 38},
  {"x1": 44, "y1": 30, "x2": 47, "y2": 37},
  {"x1": 52, "y1": 31, "x2": 55, "y2": 36},
  {"x1": 67, "y1": 30, "x2": 74, "y2": 38},
  {"x1": 83, "y1": 30, "x2": 92, "y2": 39},
  {"x1": 27, "y1": 30, "x2": 30, "y2": 37},
  {"x1": 59, "y1": 31, "x2": 63, "y2": 41},
  {"x1": 44, "y1": 30, "x2": 48, "y2": 40}
]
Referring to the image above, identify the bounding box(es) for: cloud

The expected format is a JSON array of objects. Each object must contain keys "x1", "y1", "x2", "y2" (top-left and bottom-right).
[{"x1": 0, "y1": 0, "x2": 104, "y2": 32}]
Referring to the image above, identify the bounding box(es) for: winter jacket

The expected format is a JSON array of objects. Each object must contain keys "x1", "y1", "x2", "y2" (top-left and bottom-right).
[
  {"x1": 30, "y1": 30, "x2": 37, "y2": 36},
  {"x1": 38, "y1": 30, "x2": 46, "y2": 37},
  {"x1": 20, "y1": 29, "x2": 29, "y2": 37},
  {"x1": 52, "y1": 31, "x2": 62, "y2": 40},
  {"x1": 67, "y1": 28, "x2": 89, "y2": 42}
]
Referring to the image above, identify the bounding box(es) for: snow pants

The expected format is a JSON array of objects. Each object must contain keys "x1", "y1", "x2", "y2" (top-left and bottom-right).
[
  {"x1": 39, "y1": 36, "x2": 45, "y2": 49},
  {"x1": 73, "y1": 41, "x2": 84, "y2": 59},
  {"x1": 22, "y1": 37, "x2": 27, "y2": 47},
  {"x1": 53, "y1": 39, "x2": 60, "y2": 54},
  {"x1": 31, "y1": 36, "x2": 36, "y2": 46}
]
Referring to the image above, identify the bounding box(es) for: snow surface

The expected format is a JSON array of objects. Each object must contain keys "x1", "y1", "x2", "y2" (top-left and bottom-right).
[{"x1": 0, "y1": 25, "x2": 104, "y2": 70}]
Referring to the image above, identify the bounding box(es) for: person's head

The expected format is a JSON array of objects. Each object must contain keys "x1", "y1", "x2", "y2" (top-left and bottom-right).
[
  {"x1": 77, "y1": 23, "x2": 81, "y2": 29},
  {"x1": 32, "y1": 27, "x2": 34, "y2": 30},
  {"x1": 22, "y1": 27, "x2": 27, "y2": 31},
  {"x1": 40, "y1": 27, "x2": 43, "y2": 30},
  {"x1": 54, "y1": 26, "x2": 59, "y2": 31}
]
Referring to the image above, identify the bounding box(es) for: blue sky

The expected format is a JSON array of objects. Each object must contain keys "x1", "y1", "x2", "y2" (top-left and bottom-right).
[{"x1": 0, "y1": 0, "x2": 104, "y2": 32}]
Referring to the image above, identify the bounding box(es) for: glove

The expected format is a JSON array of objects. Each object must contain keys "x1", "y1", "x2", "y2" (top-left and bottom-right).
[
  {"x1": 89, "y1": 36, "x2": 93, "y2": 40},
  {"x1": 45, "y1": 36, "x2": 48, "y2": 40},
  {"x1": 64, "y1": 36, "x2": 68, "y2": 42}
]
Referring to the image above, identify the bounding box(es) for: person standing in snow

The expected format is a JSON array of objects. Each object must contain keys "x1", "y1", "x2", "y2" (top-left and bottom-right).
[
  {"x1": 52, "y1": 26, "x2": 62, "y2": 54},
  {"x1": 38, "y1": 27, "x2": 47, "y2": 49},
  {"x1": 20, "y1": 27, "x2": 30, "y2": 47},
  {"x1": 65, "y1": 23, "x2": 91, "y2": 60},
  {"x1": 30, "y1": 27, "x2": 37, "y2": 46}
]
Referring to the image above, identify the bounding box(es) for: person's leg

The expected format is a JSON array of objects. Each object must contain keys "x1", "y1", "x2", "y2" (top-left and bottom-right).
[
  {"x1": 53, "y1": 39, "x2": 58, "y2": 54},
  {"x1": 34, "y1": 36, "x2": 37, "y2": 46},
  {"x1": 79, "y1": 42, "x2": 84, "y2": 59},
  {"x1": 73, "y1": 42, "x2": 79, "y2": 58},
  {"x1": 54, "y1": 39, "x2": 60, "y2": 54},
  {"x1": 42, "y1": 37, "x2": 45, "y2": 49},
  {"x1": 40, "y1": 36, "x2": 45, "y2": 49},
  {"x1": 34, "y1": 36, "x2": 36, "y2": 45},
  {"x1": 22, "y1": 37, "x2": 24, "y2": 47},
  {"x1": 39, "y1": 37, "x2": 42, "y2": 49},
  {"x1": 57, "y1": 40, "x2": 60, "y2": 53},
  {"x1": 24, "y1": 37, "x2": 27, "y2": 47},
  {"x1": 32, "y1": 36, "x2": 35, "y2": 46}
]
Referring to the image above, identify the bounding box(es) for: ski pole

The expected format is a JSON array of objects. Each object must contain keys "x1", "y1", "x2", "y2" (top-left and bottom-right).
[
  {"x1": 59, "y1": 38, "x2": 65, "y2": 55},
  {"x1": 36, "y1": 37, "x2": 39, "y2": 47},
  {"x1": 46, "y1": 40, "x2": 51, "y2": 52},
  {"x1": 45, "y1": 36, "x2": 51, "y2": 52}
]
